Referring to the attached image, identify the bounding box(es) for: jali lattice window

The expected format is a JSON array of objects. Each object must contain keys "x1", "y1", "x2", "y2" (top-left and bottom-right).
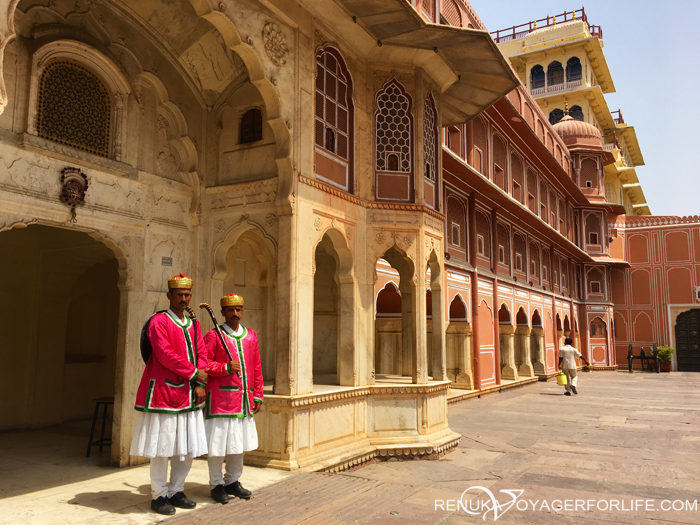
[
  {"x1": 424, "y1": 93, "x2": 438, "y2": 182},
  {"x1": 376, "y1": 79, "x2": 412, "y2": 173},
  {"x1": 37, "y1": 61, "x2": 111, "y2": 157}
]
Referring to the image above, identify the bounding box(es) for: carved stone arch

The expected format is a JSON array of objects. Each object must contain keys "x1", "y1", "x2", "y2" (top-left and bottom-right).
[
  {"x1": 314, "y1": 227, "x2": 354, "y2": 283},
  {"x1": 448, "y1": 293, "x2": 468, "y2": 321},
  {"x1": 0, "y1": 218, "x2": 130, "y2": 290},
  {"x1": 212, "y1": 218, "x2": 277, "y2": 283},
  {"x1": 380, "y1": 279, "x2": 400, "y2": 296},
  {"x1": 133, "y1": 72, "x2": 202, "y2": 223},
  {"x1": 376, "y1": 243, "x2": 414, "y2": 291},
  {"x1": 531, "y1": 308, "x2": 543, "y2": 327},
  {"x1": 188, "y1": 2, "x2": 294, "y2": 208},
  {"x1": 516, "y1": 306, "x2": 529, "y2": 326},
  {"x1": 0, "y1": 1, "x2": 26, "y2": 114},
  {"x1": 498, "y1": 302, "x2": 512, "y2": 324}
]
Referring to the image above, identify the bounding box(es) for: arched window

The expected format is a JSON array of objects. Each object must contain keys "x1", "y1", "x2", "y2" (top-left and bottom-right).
[
  {"x1": 527, "y1": 169, "x2": 538, "y2": 213},
  {"x1": 570, "y1": 105, "x2": 584, "y2": 121},
  {"x1": 566, "y1": 57, "x2": 582, "y2": 83},
  {"x1": 315, "y1": 47, "x2": 354, "y2": 192},
  {"x1": 476, "y1": 210, "x2": 491, "y2": 259},
  {"x1": 472, "y1": 117, "x2": 488, "y2": 175},
  {"x1": 497, "y1": 223, "x2": 510, "y2": 266},
  {"x1": 421, "y1": 0, "x2": 436, "y2": 22},
  {"x1": 375, "y1": 78, "x2": 413, "y2": 201},
  {"x1": 442, "y1": 0, "x2": 462, "y2": 27},
  {"x1": 492, "y1": 134, "x2": 507, "y2": 191},
  {"x1": 449, "y1": 295, "x2": 468, "y2": 321},
  {"x1": 240, "y1": 108, "x2": 263, "y2": 143},
  {"x1": 581, "y1": 158, "x2": 598, "y2": 189},
  {"x1": 585, "y1": 213, "x2": 601, "y2": 246},
  {"x1": 424, "y1": 96, "x2": 438, "y2": 180},
  {"x1": 37, "y1": 60, "x2": 111, "y2": 157},
  {"x1": 376, "y1": 281, "x2": 402, "y2": 316},
  {"x1": 511, "y1": 153, "x2": 524, "y2": 203},
  {"x1": 447, "y1": 196, "x2": 467, "y2": 250},
  {"x1": 513, "y1": 234, "x2": 527, "y2": 273},
  {"x1": 531, "y1": 65, "x2": 545, "y2": 89},
  {"x1": 547, "y1": 61, "x2": 564, "y2": 86},
  {"x1": 529, "y1": 242, "x2": 540, "y2": 279},
  {"x1": 424, "y1": 93, "x2": 439, "y2": 209},
  {"x1": 549, "y1": 108, "x2": 564, "y2": 125}
]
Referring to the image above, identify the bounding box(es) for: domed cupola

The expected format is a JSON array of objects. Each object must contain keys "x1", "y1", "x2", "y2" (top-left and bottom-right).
[{"x1": 553, "y1": 106, "x2": 602, "y2": 150}]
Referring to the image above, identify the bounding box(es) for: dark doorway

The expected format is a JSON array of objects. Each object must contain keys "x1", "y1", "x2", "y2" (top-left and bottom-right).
[{"x1": 675, "y1": 310, "x2": 700, "y2": 371}]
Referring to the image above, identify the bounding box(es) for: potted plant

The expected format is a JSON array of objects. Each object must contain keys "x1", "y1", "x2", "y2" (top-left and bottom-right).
[{"x1": 656, "y1": 346, "x2": 674, "y2": 372}]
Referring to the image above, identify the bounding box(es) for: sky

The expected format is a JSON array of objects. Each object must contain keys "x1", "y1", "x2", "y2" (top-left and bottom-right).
[{"x1": 469, "y1": 0, "x2": 700, "y2": 217}]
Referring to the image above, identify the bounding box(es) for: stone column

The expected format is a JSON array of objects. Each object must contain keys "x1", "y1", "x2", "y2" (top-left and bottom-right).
[
  {"x1": 430, "y1": 270, "x2": 447, "y2": 382},
  {"x1": 516, "y1": 326, "x2": 534, "y2": 377},
  {"x1": 499, "y1": 325, "x2": 518, "y2": 380},
  {"x1": 531, "y1": 327, "x2": 546, "y2": 375},
  {"x1": 446, "y1": 322, "x2": 473, "y2": 389}
]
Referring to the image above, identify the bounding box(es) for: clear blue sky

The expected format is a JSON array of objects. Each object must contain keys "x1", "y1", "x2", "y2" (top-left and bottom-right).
[{"x1": 470, "y1": 1, "x2": 700, "y2": 217}]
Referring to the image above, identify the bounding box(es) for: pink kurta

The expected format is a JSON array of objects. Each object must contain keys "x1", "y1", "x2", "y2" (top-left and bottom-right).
[
  {"x1": 134, "y1": 311, "x2": 207, "y2": 413},
  {"x1": 203, "y1": 325, "x2": 264, "y2": 418}
]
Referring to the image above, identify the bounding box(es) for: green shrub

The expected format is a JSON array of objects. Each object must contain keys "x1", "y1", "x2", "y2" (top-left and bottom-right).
[{"x1": 656, "y1": 346, "x2": 674, "y2": 362}]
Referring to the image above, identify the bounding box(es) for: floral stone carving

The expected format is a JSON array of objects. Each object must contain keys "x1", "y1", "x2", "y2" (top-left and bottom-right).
[{"x1": 262, "y1": 23, "x2": 289, "y2": 67}]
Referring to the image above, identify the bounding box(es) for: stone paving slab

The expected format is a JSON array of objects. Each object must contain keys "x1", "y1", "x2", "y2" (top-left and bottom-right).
[{"x1": 162, "y1": 372, "x2": 700, "y2": 524}]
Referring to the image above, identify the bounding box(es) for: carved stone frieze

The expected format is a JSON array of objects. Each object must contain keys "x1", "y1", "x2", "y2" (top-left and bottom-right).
[{"x1": 373, "y1": 69, "x2": 415, "y2": 91}]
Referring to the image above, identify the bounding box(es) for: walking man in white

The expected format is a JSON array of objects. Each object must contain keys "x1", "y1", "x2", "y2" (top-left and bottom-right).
[{"x1": 558, "y1": 337, "x2": 589, "y2": 396}]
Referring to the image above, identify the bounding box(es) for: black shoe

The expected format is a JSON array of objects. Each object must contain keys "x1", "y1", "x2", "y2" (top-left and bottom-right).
[
  {"x1": 225, "y1": 481, "x2": 252, "y2": 499},
  {"x1": 169, "y1": 491, "x2": 196, "y2": 509},
  {"x1": 564, "y1": 392, "x2": 572, "y2": 396},
  {"x1": 151, "y1": 496, "x2": 176, "y2": 515},
  {"x1": 211, "y1": 484, "x2": 230, "y2": 504},
  {"x1": 571, "y1": 386, "x2": 578, "y2": 395}
]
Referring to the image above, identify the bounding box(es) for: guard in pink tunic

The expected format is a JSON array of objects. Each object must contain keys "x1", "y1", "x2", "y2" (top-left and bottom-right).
[
  {"x1": 130, "y1": 274, "x2": 209, "y2": 516},
  {"x1": 203, "y1": 293, "x2": 264, "y2": 504}
]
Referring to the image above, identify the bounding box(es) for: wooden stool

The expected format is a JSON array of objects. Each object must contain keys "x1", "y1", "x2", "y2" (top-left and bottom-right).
[{"x1": 86, "y1": 396, "x2": 114, "y2": 457}]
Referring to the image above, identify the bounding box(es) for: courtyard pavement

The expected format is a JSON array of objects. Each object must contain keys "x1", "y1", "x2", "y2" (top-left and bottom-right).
[{"x1": 165, "y1": 371, "x2": 700, "y2": 524}]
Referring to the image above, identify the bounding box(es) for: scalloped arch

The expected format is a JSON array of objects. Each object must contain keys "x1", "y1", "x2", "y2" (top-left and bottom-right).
[
  {"x1": 187, "y1": 2, "x2": 294, "y2": 208},
  {"x1": 212, "y1": 219, "x2": 277, "y2": 281}
]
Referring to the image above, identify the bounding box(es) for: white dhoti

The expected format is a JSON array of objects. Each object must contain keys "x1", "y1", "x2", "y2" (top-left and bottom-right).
[
  {"x1": 130, "y1": 410, "x2": 208, "y2": 499},
  {"x1": 205, "y1": 416, "x2": 258, "y2": 488}
]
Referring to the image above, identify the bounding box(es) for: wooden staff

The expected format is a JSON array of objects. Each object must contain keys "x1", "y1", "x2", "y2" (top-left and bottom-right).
[
  {"x1": 184, "y1": 306, "x2": 199, "y2": 367},
  {"x1": 199, "y1": 302, "x2": 240, "y2": 378}
]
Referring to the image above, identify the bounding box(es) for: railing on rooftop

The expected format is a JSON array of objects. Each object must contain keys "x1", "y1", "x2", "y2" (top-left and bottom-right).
[
  {"x1": 611, "y1": 109, "x2": 624, "y2": 125},
  {"x1": 491, "y1": 7, "x2": 603, "y2": 44},
  {"x1": 603, "y1": 133, "x2": 620, "y2": 151}
]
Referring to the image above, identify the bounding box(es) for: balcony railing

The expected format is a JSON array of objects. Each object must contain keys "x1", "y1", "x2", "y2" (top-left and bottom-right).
[
  {"x1": 611, "y1": 109, "x2": 624, "y2": 124},
  {"x1": 531, "y1": 78, "x2": 587, "y2": 96},
  {"x1": 491, "y1": 7, "x2": 603, "y2": 44}
]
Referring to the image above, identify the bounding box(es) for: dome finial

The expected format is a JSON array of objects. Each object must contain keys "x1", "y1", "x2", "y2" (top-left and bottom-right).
[{"x1": 564, "y1": 102, "x2": 569, "y2": 115}]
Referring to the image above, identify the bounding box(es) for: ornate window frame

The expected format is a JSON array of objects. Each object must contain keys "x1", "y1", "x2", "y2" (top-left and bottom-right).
[
  {"x1": 374, "y1": 77, "x2": 414, "y2": 202},
  {"x1": 27, "y1": 40, "x2": 130, "y2": 165},
  {"x1": 315, "y1": 45, "x2": 355, "y2": 193}
]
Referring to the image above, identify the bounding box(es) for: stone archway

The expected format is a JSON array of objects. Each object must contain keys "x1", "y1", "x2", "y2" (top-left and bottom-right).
[
  {"x1": 446, "y1": 294, "x2": 471, "y2": 388},
  {"x1": 212, "y1": 221, "x2": 277, "y2": 386},
  {"x1": 0, "y1": 223, "x2": 123, "y2": 462},
  {"x1": 675, "y1": 310, "x2": 700, "y2": 371},
  {"x1": 313, "y1": 229, "x2": 355, "y2": 386}
]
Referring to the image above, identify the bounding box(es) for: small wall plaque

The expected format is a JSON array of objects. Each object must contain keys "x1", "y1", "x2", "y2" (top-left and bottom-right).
[{"x1": 161, "y1": 256, "x2": 173, "y2": 267}]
